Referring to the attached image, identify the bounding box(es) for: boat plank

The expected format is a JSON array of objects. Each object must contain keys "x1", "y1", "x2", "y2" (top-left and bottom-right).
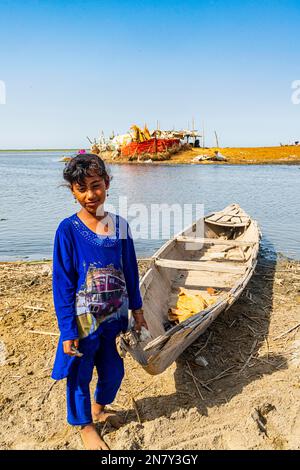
[
  {"x1": 176, "y1": 236, "x2": 256, "y2": 246},
  {"x1": 155, "y1": 258, "x2": 246, "y2": 274},
  {"x1": 204, "y1": 220, "x2": 249, "y2": 227}
]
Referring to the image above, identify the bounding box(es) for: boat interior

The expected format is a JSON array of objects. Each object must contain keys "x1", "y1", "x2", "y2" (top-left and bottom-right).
[{"x1": 141, "y1": 214, "x2": 259, "y2": 340}]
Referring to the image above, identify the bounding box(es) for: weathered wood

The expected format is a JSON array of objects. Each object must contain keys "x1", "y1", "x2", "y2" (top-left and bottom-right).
[
  {"x1": 24, "y1": 305, "x2": 48, "y2": 312},
  {"x1": 28, "y1": 330, "x2": 59, "y2": 337},
  {"x1": 155, "y1": 258, "x2": 246, "y2": 274},
  {"x1": 121, "y1": 204, "x2": 260, "y2": 376},
  {"x1": 41, "y1": 381, "x2": 57, "y2": 404},
  {"x1": 273, "y1": 322, "x2": 300, "y2": 340},
  {"x1": 186, "y1": 361, "x2": 204, "y2": 400},
  {"x1": 139, "y1": 268, "x2": 153, "y2": 297},
  {"x1": 176, "y1": 236, "x2": 256, "y2": 247},
  {"x1": 204, "y1": 204, "x2": 250, "y2": 227},
  {"x1": 211, "y1": 212, "x2": 249, "y2": 218},
  {"x1": 131, "y1": 398, "x2": 142, "y2": 424},
  {"x1": 205, "y1": 219, "x2": 249, "y2": 227}
]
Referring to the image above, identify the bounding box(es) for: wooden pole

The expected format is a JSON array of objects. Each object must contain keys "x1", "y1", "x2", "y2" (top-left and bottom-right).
[
  {"x1": 154, "y1": 130, "x2": 157, "y2": 156},
  {"x1": 202, "y1": 121, "x2": 205, "y2": 148},
  {"x1": 214, "y1": 130, "x2": 219, "y2": 148},
  {"x1": 192, "y1": 117, "x2": 195, "y2": 146}
]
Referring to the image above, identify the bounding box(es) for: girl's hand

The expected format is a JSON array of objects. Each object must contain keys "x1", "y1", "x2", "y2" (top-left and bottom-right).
[
  {"x1": 63, "y1": 339, "x2": 81, "y2": 356},
  {"x1": 132, "y1": 309, "x2": 148, "y2": 332}
]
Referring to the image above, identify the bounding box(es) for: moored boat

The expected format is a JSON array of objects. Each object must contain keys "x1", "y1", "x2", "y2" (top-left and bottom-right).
[{"x1": 121, "y1": 203, "x2": 260, "y2": 375}]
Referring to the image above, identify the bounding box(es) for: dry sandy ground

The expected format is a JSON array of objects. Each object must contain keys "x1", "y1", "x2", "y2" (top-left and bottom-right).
[
  {"x1": 170, "y1": 145, "x2": 300, "y2": 165},
  {"x1": 0, "y1": 255, "x2": 299, "y2": 450},
  {"x1": 104, "y1": 145, "x2": 300, "y2": 165}
]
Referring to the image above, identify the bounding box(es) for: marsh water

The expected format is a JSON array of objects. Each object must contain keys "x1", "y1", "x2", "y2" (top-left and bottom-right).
[{"x1": 0, "y1": 151, "x2": 299, "y2": 261}]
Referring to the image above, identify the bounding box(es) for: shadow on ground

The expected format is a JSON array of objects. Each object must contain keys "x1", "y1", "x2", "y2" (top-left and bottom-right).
[{"x1": 125, "y1": 250, "x2": 287, "y2": 423}]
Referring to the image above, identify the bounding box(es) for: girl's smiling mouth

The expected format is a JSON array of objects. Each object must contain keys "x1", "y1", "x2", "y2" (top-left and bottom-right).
[{"x1": 86, "y1": 201, "x2": 99, "y2": 206}]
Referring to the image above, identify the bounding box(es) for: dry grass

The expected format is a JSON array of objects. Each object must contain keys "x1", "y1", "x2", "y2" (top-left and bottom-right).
[
  {"x1": 102, "y1": 145, "x2": 300, "y2": 165},
  {"x1": 0, "y1": 256, "x2": 299, "y2": 449}
]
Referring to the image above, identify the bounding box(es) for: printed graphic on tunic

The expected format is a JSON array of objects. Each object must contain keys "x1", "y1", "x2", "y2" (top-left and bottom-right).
[{"x1": 76, "y1": 264, "x2": 127, "y2": 339}]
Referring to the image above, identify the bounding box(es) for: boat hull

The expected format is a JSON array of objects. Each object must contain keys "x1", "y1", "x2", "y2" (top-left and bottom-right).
[{"x1": 121, "y1": 204, "x2": 260, "y2": 375}]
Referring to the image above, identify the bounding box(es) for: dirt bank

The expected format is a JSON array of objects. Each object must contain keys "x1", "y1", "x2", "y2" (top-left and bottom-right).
[
  {"x1": 0, "y1": 255, "x2": 299, "y2": 450},
  {"x1": 103, "y1": 145, "x2": 300, "y2": 165}
]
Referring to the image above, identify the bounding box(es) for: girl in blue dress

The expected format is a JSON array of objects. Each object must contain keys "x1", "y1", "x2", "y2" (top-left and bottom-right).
[{"x1": 51, "y1": 153, "x2": 147, "y2": 450}]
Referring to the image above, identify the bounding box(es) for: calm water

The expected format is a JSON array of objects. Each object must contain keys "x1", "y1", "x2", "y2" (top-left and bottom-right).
[{"x1": 0, "y1": 151, "x2": 299, "y2": 261}]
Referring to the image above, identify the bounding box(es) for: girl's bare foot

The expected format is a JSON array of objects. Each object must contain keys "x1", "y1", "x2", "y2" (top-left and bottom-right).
[
  {"x1": 92, "y1": 403, "x2": 124, "y2": 429},
  {"x1": 80, "y1": 423, "x2": 110, "y2": 450}
]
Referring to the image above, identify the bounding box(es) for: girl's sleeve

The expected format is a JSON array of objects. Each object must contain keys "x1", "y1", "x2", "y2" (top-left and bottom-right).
[
  {"x1": 52, "y1": 225, "x2": 79, "y2": 341},
  {"x1": 121, "y1": 222, "x2": 143, "y2": 310}
]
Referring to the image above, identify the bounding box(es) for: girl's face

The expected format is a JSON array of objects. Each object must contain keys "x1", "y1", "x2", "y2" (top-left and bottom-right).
[{"x1": 71, "y1": 173, "x2": 109, "y2": 215}]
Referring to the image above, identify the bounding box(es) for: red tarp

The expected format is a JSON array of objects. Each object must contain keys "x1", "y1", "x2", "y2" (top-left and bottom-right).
[{"x1": 121, "y1": 138, "x2": 180, "y2": 157}]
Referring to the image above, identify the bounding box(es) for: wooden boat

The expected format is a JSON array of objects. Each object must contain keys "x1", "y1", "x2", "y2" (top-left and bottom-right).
[
  {"x1": 205, "y1": 204, "x2": 250, "y2": 227},
  {"x1": 120, "y1": 203, "x2": 260, "y2": 375}
]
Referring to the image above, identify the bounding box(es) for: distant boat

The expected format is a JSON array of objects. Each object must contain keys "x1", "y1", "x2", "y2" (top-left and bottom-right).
[{"x1": 121, "y1": 203, "x2": 260, "y2": 375}]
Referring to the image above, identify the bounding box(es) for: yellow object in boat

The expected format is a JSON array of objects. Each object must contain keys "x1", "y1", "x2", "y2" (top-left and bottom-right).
[{"x1": 168, "y1": 288, "x2": 217, "y2": 323}]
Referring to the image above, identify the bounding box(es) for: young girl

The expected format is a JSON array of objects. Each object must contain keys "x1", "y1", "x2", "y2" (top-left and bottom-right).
[{"x1": 51, "y1": 153, "x2": 147, "y2": 450}]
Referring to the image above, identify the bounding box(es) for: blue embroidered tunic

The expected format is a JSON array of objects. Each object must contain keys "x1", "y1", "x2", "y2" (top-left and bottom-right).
[{"x1": 51, "y1": 213, "x2": 142, "y2": 380}]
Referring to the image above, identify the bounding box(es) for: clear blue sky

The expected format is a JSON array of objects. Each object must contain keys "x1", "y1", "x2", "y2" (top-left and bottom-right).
[{"x1": 1, "y1": 0, "x2": 300, "y2": 148}]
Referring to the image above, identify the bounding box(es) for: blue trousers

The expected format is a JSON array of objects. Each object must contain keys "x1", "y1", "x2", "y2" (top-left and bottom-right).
[{"x1": 66, "y1": 317, "x2": 124, "y2": 426}]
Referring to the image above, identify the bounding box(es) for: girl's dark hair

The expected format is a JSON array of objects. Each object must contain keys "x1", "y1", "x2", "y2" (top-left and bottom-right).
[{"x1": 63, "y1": 153, "x2": 110, "y2": 187}]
